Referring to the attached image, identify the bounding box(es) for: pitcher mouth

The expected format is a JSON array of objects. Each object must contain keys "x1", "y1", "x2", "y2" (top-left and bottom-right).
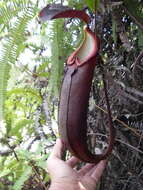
[
  {"x1": 39, "y1": 5, "x2": 99, "y2": 66},
  {"x1": 67, "y1": 26, "x2": 99, "y2": 66}
]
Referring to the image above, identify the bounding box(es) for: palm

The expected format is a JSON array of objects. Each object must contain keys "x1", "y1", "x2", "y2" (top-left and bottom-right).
[{"x1": 47, "y1": 139, "x2": 107, "y2": 190}]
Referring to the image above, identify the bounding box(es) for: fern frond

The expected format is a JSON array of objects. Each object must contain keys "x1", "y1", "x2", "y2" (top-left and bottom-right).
[
  {"x1": 0, "y1": 0, "x2": 32, "y2": 25},
  {"x1": 12, "y1": 166, "x2": 32, "y2": 190},
  {"x1": 48, "y1": 19, "x2": 69, "y2": 97},
  {"x1": 0, "y1": 3, "x2": 37, "y2": 120},
  {"x1": 10, "y1": 119, "x2": 33, "y2": 138},
  {"x1": 7, "y1": 88, "x2": 42, "y2": 103}
]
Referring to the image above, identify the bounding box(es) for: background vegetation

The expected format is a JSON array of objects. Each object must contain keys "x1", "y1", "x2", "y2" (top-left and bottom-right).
[{"x1": 0, "y1": 0, "x2": 143, "y2": 189}]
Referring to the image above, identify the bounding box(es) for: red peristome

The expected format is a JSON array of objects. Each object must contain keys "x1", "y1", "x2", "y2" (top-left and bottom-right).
[
  {"x1": 39, "y1": 6, "x2": 90, "y2": 24},
  {"x1": 67, "y1": 27, "x2": 99, "y2": 66},
  {"x1": 52, "y1": 10, "x2": 90, "y2": 24}
]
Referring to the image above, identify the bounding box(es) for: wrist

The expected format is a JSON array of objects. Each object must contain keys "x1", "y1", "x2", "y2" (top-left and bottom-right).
[
  {"x1": 49, "y1": 182, "x2": 87, "y2": 190},
  {"x1": 49, "y1": 178, "x2": 80, "y2": 190},
  {"x1": 49, "y1": 184, "x2": 78, "y2": 190}
]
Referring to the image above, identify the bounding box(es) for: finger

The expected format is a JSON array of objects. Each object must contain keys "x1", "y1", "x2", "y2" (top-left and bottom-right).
[
  {"x1": 66, "y1": 156, "x2": 80, "y2": 168},
  {"x1": 91, "y1": 160, "x2": 107, "y2": 181},
  {"x1": 85, "y1": 165, "x2": 97, "y2": 176},
  {"x1": 78, "y1": 164, "x2": 95, "y2": 176},
  {"x1": 50, "y1": 139, "x2": 64, "y2": 159}
]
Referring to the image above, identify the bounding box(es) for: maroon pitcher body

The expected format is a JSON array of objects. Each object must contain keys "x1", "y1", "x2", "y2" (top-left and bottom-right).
[{"x1": 39, "y1": 4, "x2": 115, "y2": 163}]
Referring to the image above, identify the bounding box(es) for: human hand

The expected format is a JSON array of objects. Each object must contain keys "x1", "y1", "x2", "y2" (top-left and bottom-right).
[{"x1": 47, "y1": 139, "x2": 107, "y2": 190}]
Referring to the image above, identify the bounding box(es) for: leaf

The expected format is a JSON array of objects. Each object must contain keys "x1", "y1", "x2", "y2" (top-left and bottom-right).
[
  {"x1": 7, "y1": 88, "x2": 42, "y2": 103},
  {"x1": 16, "y1": 149, "x2": 33, "y2": 161},
  {"x1": 0, "y1": 63, "x2": 11, "y2": 120},
  {"x1": 37, "y1": 72, "x2": 49, "y2": 77},
  {"x1": 37, "y1": 61, "x2": 49, "y2": 73},
  {"x1": 0, "y1": 3, "x2": 37, "y2": 120},
  {"x1": 12, "y1": 166, "x2": 32, "y2": 190},
  {"x1": 123, "y1": 0, "x2": 143, "y2": 29},
  {"x1": 48, "y1": 20, "x2": 64, "y2": 96},
  {"x1": 0, "y1": 169, "x2": 11, "y2": 178},
  {"x1": 6, "y1": 159, "x2": 19, "y2": 171},
  {"x1": 112, "y1": 18, "x2": 117, "y2": 45},
  {"x1": 95, "y1": 0, "x2": 100, "y2": 10},
  {"x1": 10, "y1": 119, "x2": 33, "y2": 137},
  {"x1": 138, "y1": 29, "x2": 143, "y2": 49},
  {"x1": 36, "y1": 159, "x2": 47, "y2": 170},
  {"x1": 35, "y1": 154, "x2": 50, "y2": 170},
  {"x1": 85, "y1": 0, "x2": 100, "y2": 11}
]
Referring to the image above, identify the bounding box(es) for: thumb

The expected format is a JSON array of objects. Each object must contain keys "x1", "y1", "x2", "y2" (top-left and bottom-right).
[{"x1": 49, "y1": 139, "x2": 64, "y2": 159}]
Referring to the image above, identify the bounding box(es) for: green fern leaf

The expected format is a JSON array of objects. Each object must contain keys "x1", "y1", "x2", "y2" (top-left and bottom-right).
[
  {"x1": 48, "y1": 20, "x2": 64, "y2": 97},
  {"x1": 7, "y1": 88, "x2": 42, "y2": 103},
  {"x1": 10, "y1": 119, "x2": 33, "y2": 138},
  {"x1": 0, "y1": 3, "x2": 37, "y2": 120},
  {"x1": 12, "y1": 166, "x2": 32, "y2": 190}
]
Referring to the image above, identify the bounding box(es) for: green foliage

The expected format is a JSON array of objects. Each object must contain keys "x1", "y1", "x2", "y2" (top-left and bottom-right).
[
  {"x1": 0, "y1": 1, "x2": 37, "y2": 120},
  {"x1": 10, "y1": 119, "x2": 33, "y2": 138},
  {"x1": 124, "y1": 0, "x2": 143, "y2": 26},
  {"x1": 0, "y1": 141, "x2": 50, "y2": 190},
  {"x1": 85, "y1": 0, "x2": 100, "y2": 11},
  {"x1": 48, "y1": 20, "x2": 65, "y2": 96},
  {"x1": 7, "y1": 88, "x2": 42, "y2": 103},
  {"x1": 12, "y1": 166, "x2": 32, "y2": 190},
  {"x1": 112, "y1": 18, "x2": 117, "y2": 45},
  {"x1": 0, "y1": 169, "x2": 11, "y2": 178},
  {"x1": 138, "y1": 29, "x2": 143, "y2": 49}
]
